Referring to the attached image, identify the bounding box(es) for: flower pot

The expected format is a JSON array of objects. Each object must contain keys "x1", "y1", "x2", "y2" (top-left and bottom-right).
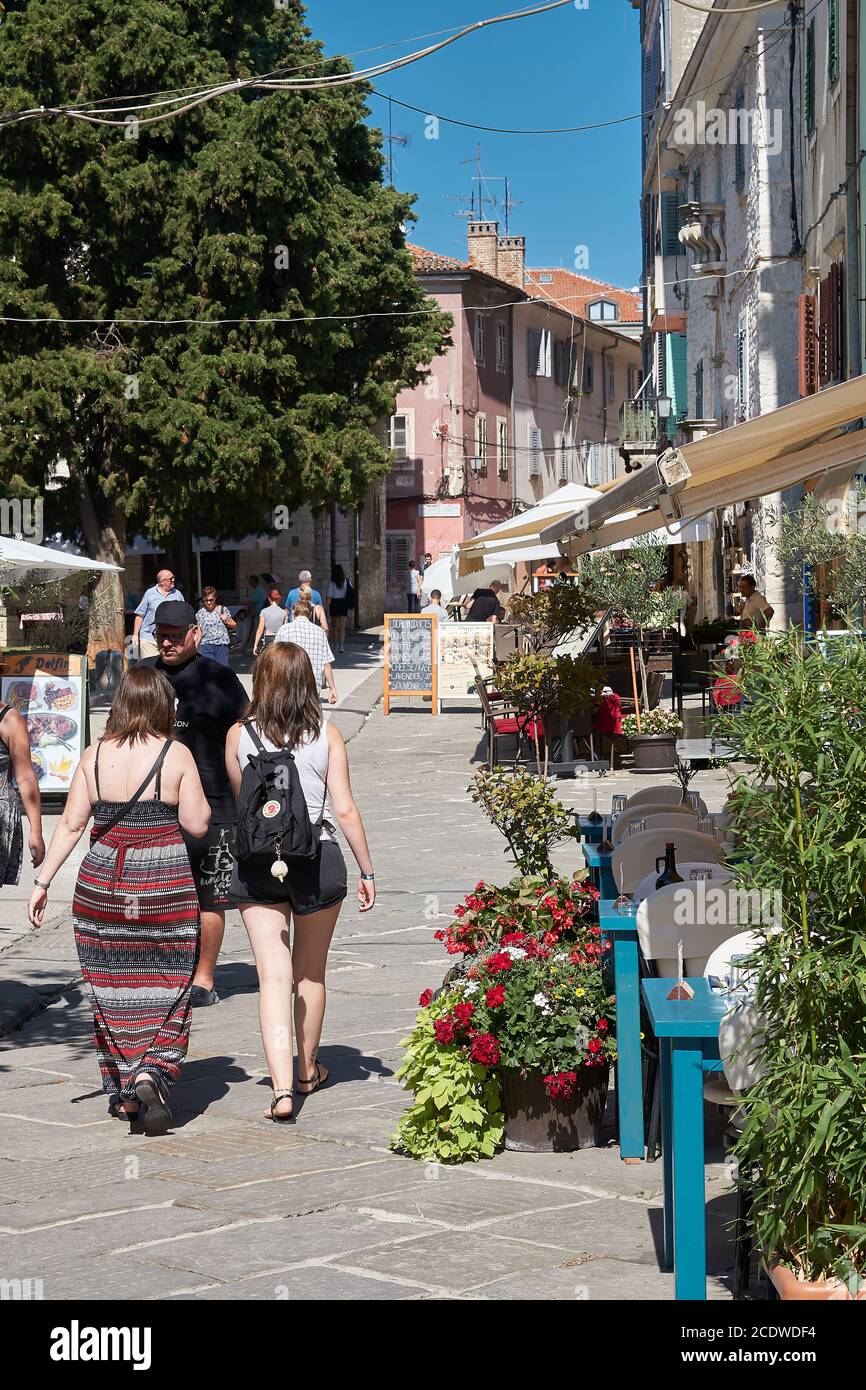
[
  {"x1": 501, "y1": 1065, "x2": 609, "y2": 1152},
  {"x1": 767, "y1": 1261, "x2": 866, "y2": 1301},
  {"x1": 629, "y1": 733, "x2": 678, "y2": 771}
]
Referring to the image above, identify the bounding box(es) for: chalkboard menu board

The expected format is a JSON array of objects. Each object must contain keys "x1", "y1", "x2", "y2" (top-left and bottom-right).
[{"x1": 383, "y1": 615, "x2": 438, "y2": 714}]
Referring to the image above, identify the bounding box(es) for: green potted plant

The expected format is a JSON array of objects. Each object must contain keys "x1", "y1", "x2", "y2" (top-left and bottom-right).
[
  {"x1": 721, "y1": 631, "x2": 866, "y2": 1299},
  {"x1": 581, "y1": 536, "x2": 688, "y2": 770},
  {"x1": 493, "y1": 651, "x2": 597, "y2": 775},
  {"x1": 620, "y1": 706, "x2": 683, "y2": 767},
  {"x1": 507, "y1": 578, "x2": 598, "y2": 656},
  {"x1": 468, "y1": 766, "x2": 579, "y2": 877},
  {"x1": 392, "y1": 872, "x2": 614, "y2": 1158}
]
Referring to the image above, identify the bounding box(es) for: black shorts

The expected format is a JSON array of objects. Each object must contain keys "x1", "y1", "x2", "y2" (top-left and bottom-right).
[
  {"x1": 182, "y1": 821, "x2": 237, "y2": 910},
  {"x1": 228, "y1": 839, "x2": 348, "y2": 916}
]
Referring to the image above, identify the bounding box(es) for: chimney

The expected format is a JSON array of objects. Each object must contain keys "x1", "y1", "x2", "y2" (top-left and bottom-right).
[
  {"x1": 467, "y1": 221, "x2": 499, "y2": 278},
  {"x1": 496, "y1": 235, "x2": 526, "y2": 289}
]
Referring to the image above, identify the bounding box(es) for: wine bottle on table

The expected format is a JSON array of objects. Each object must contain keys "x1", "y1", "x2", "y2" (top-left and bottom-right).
[{"x1": 655, "y1": 842, "x2": 683, "y2": 890}]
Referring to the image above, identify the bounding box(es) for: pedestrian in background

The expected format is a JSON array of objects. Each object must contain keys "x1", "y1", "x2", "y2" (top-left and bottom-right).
[
  {"x1": 0, "y1": 703, "x2": 44, "y2": 884},
  {"x1": 407, "y1": 560, "x2": 422, "y2": 613},
  {"x1": 299, "y1": 582, "x2": 329, "y2": 635},
  {"x1": 421, "y1": 589, "x2": 449, "y2": 622},
  {"x1": 133, "y1": 569, "x2": 183, "y2": 659},
  {"x1": 196, "y1": 586, "x2": 236, "y2": 666},
  {"x1": 276, "y1": 599, "x2": 338, "y2": 704},
  {"x1": 244, "y1": 574, "x2": 268, "y2": 652},
  {"x1": 225, "y1": 643, "x2": 376, "y2": 1123},
  {"x1": 142, "y1": 600, "x2": 248, "y2": 1008},
  {"x1": 326, "y1": 564, "x2": 351, "y2": 653},
  {"x1": 27, "y1": 666, "x2": 210, "y2": 1133},
  {"x1": 253, "y1": 588, "x2": 288, "y2": 654},
  {"x1": 287, "y1": 569, "x2": 324, "y2": 613}
]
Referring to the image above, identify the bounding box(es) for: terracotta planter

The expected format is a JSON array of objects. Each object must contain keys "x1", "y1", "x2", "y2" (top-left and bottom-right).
[
  {"x1": 629, "y1": 732, "x2": 678, "y2": 771},
  {"x1": 768, "y1": 1261, "x2": 866, "y2": 1301},
  {"x1": 501, "y1": 1065, "x2": 610, "y2": 1152}
]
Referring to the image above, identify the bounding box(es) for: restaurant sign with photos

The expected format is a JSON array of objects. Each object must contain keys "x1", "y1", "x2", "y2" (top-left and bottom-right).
[
  {"x1": 437, "y1": 623, "x2": 494, "y2": 702},
  {"x1": 1, "y1": 653, "x2": 90, "y2": 793}
]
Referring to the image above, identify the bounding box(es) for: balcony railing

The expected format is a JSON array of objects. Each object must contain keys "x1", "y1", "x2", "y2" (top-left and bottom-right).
[{"x1": 619, "y1": 399, "x2": 657, "y2": 447}]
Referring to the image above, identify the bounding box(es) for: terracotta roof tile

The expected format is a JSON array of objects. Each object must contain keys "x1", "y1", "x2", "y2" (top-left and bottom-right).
[
  {"x1": 526, "y1": 268, "x2": 642, "y2": 322},
  {"x1": 406, "y1": 243, "x2": 468, "y2": 273}
]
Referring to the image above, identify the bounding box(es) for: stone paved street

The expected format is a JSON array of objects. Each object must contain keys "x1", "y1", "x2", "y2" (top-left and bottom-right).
[{"x1": 0, "y1": 688, "x2": 745, "y2": 1301}]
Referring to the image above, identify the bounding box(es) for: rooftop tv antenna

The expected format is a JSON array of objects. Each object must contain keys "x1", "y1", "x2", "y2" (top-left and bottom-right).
[{"x1": 384, "y1": 95, "x2": 410, "y2": 186}]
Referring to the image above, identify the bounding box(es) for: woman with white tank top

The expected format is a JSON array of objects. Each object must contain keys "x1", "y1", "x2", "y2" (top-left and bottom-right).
[{"x1": 225, "y1": 642, "x2": 375, "y2": 1124}]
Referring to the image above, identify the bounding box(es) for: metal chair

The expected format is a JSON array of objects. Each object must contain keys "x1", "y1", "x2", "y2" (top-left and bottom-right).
[{"x1": 474, "y1": 678, "x2": 544, "y2": 771}]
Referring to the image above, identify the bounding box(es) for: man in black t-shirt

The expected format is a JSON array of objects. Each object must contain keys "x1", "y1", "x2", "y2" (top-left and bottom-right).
[
  {"x1": 142, "y1": 601, "x2": 247, "y2": 1007},
  {"x1": 465, "y1": 581, "x2": 505, "y2": 624}
]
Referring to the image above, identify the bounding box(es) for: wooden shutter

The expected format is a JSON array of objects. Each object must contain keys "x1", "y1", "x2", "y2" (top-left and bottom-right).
[
  {"x1": 806, "y1": 21, "x2": 816, "y2": 133},
  {"x1": 528, "y1": 426, "x2": 543, "y2": 477},
  {"x1": 798, "y1": 294, "x2": 819, "y2": 396},
  {"x1": 661, "y1": 191, "x2": 680, "y2": 256},
  {"x1": 819, "y1": 263, "x2": 844, "y2": 385},
  {"x1": 828, "y1": 0, "x2": 839, "y2": 86},
  {"x1": 734, "y1": 88, "x2": 746, "y2": 192}
]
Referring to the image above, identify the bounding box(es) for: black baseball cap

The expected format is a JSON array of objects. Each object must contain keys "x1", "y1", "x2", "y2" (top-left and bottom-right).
[{"x1": 154, "y1": 600, "x2": 197, "y2": 628}]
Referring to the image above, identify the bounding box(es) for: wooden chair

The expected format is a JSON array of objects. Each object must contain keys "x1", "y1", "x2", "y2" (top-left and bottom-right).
[{"x1": 474, "y1": 678, "x2": 544, "y2": 770}]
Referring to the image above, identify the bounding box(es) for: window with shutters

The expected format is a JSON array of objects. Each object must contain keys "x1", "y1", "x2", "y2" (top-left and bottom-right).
[
  {"x1": 553, "y1": 338, "x2": 568, "y2": 387},
  {"x1": 798, "y1": 294, "x2": 819, "y2": 396},
  {"x1": 474, "y1": 413, "x2": 487, "y2": 469},
  {"x1": 694, "y1": 360, "x2": 704, "y2": 420},
  {"x1": 605, "y1": 355, "x2": 616, "y2": 402},
  {"x1": 734, "y1": 88, "x2": 746, "y2": 193},
  {"x1": 496, "y1": 318, "x2": 507, "y2": 373},
  {"x1": 389, "y1": 412, "x2": 414, "y2": 469},
  {"x1": 656, "y1": 332, "x2": 667, "y2": 398},
  {"x1": 528, "y1": 425, "x2": 543, "y2": 477},
  {"x1": 806, "y1": 21, "x2": 816, "y2": 133},
  {"x1": 660, "y1": 191, "x2": 680, "y2": 257},
  {"x1": 736, "y1": 311, "x2": 749, "y2": 421},
  {"x1": 497, "y1": 417, "x2": 509, "y2": 474},
  {"x1": 828, "y1": 0, "x2": 839, "y2": 87},
  {"x1": 527, "y1": 327, "x2": 551, "y2": 378},
  {"x1": 818, "y1": 263, "x2": 844, "y2": 386},
  {"x1": 583, "y1": 349, "x2": 594, "y2": 394},
  {"x1": 692, "y1": 167, "x2": 702, "y2": 203},
  {"x1": 474, "y1": 312, "x2": 486, "y2": 366},
  {"x1": 386, "y1": 533, "x2": 413, "y2": 594}
]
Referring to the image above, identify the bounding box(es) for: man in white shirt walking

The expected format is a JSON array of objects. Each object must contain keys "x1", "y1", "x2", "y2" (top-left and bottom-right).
[
  {"x1": 133, "y1": 569, "x2": 183, "y2": 659},
  {"x1": 275, "y1": 599, "x2": 338, "y2": 703}
]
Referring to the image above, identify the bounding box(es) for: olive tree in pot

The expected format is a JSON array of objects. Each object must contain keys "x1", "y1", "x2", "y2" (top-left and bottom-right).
[
  {"x1": 581, "y1": 537, "x2": 686, "y2": 769},
  {"x1": 493, "y1": 651, "x2": 597, "y2": 776},
  {"x1": 720, "y1": 631, "x2": 866, "y2": 1299}
]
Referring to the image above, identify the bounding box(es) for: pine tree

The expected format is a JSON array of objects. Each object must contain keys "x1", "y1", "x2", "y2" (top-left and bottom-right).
[{"x1": 0, "y1": 0, "x2": 450, "y2": 646}]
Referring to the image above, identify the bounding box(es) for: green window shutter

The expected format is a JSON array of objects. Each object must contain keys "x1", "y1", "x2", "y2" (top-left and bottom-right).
[
  {"x1": 806, "y1": 21, "x2": 816, "y2": 133},
  {"x1": 828, "y1": 0, "x2": 839, "y2": 87},
  {"x1": 666, "y1": 332, "x2": 688, "y2": 420},
  {"x1": 660, "y1": 191, "x2": 680, "y2": 257}
]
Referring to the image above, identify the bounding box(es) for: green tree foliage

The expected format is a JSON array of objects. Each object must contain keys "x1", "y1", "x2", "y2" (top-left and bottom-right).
[
  {"x1": 762, "y1": 492, "x2": 866, "y2": 627},
  {"x1": 507, "y1": 577, "x2": 598, "y2": 655},
  {"x1": 0, "y1": 0, "x2": 450, "y2": 642}
]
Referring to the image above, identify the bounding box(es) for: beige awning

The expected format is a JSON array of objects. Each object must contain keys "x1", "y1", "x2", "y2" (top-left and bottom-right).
[
  {"x1": 536, "y1": 376, "x2": 866, "y2": 554},
  {"x1": 456, "y1": 482, "x2": 602, "y2": 577}
]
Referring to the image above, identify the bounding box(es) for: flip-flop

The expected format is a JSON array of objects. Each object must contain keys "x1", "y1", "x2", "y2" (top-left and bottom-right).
[
  {"x1": 109, "y1": 1101, "x2": 140, "y2": 1121},
  {"x1": 134, "y1": 1077, "x2": 172, "y2": 1135}
]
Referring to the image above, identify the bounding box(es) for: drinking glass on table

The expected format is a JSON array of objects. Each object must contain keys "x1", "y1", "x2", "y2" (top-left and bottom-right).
[
  {"x1": 689, "y1": 868, "x2": 712, "y2": 882},
  {"x1": 626, "y1": 818, "x2": 646, "y2": 838},
  {"x1": 611, "y1": 794, "x2": 628, "y2": 819},
  {"x1": 685, "y1": 791, "x2": 702, "y2": 812},
  {"x1": 697, "y1": 815, "x2": 714, "y2": 838}
]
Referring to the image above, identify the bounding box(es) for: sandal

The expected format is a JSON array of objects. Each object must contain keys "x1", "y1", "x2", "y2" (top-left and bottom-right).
[
  {"x1": 134, "y1": 1075, "x2": 172, "y2": 1136},
  {"x1": 109, "y1": 1101, "x2": 140, "y2": 1121},
  {"x1": 296, "y1": 1061, "x2": 330, "y2": 1095},
  {"x1": 266, "y1": 1089, "x2": 296, "y2": 1124}
]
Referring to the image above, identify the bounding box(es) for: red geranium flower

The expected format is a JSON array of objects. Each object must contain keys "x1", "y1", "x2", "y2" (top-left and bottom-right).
[
  {"x1": 454, "y1": 905, "x2": 466, "y2": 918},
  {"x1": 469, "y1": 1032, "x2": 501, "y2": 1067},
  {"x1": 587, "y1": 1037, "x2": 603, "y2": 1053},
  {"x1": 433, "y1": 1018, "x2": 456, "y2": 1045},
  {"x1": 543, "y1": 1071, "x2": 577, "y2": 1100},
  {"x1": 419, "y1": 988, "x2": 434, "y2": 1008},
  {"x1": 485, "y1": 952, "x2": 512, "y2": 974},
  {"x1": 485, "y1": 984, "x2": 506, "y2": 1009},
  {"x1": 452, "y1": 1001, "x2": 475, "y2": 1029},
  {"x1": 596, "y1": 1018, "x2": 609, "y2": 1032}
]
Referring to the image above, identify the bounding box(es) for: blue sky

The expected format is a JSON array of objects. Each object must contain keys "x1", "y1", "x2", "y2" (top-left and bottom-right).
[{"x1": 304, "y1": 1, "x2": 642, "y2": 290}]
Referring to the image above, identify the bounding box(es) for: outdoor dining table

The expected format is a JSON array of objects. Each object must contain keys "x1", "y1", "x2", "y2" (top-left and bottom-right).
[
  {"x1": 641, "y1": 977, "x2": 728, "y2": 1301},
  {"x1": 575, "y1": 813, "x2": 606, "y2": 843},
  {"x1": 581, "y1": 842, "x2": 616, "y2": 899},
  {"x1": 598, "y1": 897, "x2": 644, "y2": 1161}
]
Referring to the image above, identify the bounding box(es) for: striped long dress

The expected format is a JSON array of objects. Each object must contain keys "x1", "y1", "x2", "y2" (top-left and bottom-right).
[{"x1": 72, "y1": 746, "x2": 200, "y2": 1109}]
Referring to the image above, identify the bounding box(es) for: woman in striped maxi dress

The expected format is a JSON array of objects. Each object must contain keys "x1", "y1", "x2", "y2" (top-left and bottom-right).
[{"x1": 27, "y1": 667, "x2": 211, "y2": 1134}]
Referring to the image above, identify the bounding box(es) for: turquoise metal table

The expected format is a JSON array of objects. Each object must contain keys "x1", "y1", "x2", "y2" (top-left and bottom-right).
[
  {"x1": 575, "y1": 813, "x2": 606, "y2": 844},
  {"x1": 598, "y1": 898, "x2": 644, "y2": 1161},
  {"x1": 582, "y1": 842, "x2": 616, "y2": 899},
  {"x1": 641, "y1": 977, "x2": 727, "y2": 1300}
]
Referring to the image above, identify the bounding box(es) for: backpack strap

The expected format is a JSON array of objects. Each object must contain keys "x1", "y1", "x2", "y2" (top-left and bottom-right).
[
  {"x1": 0, "y1": 705, "x2": 10, "y2": 725},
  {"x1": 94, "y1": 740, "x2": 102, "y2": 799},
  {"x1": 91, "y1": 740, "x2": 172, "y2": 842},
  {"x1": 243, "y1": 720, "x2": 269, "y2": 756}
]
